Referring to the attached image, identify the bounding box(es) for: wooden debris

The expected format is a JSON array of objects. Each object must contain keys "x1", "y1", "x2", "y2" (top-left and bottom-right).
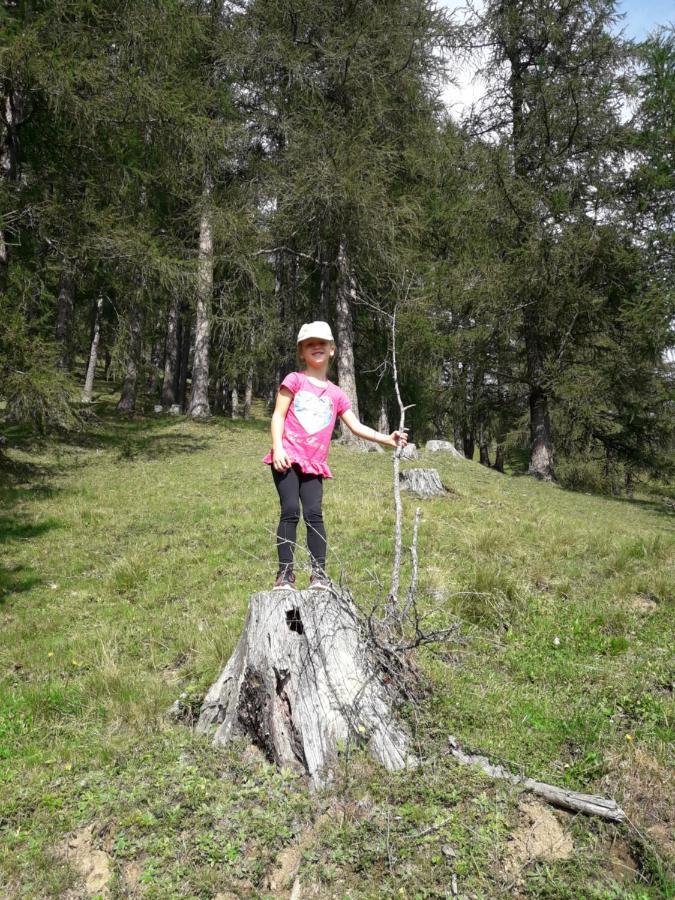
[
  {"x1": 400, "y1": 468, "x2": 446, "y2": 497},
  {"x1": 447, "y1": 736, "x2": 626, "y2": 822}
]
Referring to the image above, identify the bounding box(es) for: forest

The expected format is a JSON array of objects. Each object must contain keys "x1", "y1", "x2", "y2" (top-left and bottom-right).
[
  {"x1": 2, "y1": 3, "x2": 675, "y2": 896},
  {"x1": 1, "y1": 0, "x2": 672, "y2": 489}
]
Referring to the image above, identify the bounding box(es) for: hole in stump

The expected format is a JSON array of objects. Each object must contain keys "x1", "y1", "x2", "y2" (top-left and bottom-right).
[{"x1": 286, "y1": 608, "x2": 304, "y2": 635}]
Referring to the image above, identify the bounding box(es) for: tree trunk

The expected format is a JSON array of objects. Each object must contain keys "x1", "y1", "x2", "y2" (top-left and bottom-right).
[
  {"x1": 462, "y1": 432, "x2": 475, "y2": 462},
  {"x1": 55, "y1": 271, "x2": 75, "y2": 371},
  {"x1": 177, "y1": 315, "x2": 192, "y2": 411},
  {"x1": 479, "y1": 441, "x2": 491, "y2": 467},
  {"x1": 493, "y1": 444, "x2": 505, "y2": 473},
  {"x1": 117, "y1": 300, "x2": 143, "y2": 413},
  {"x1": 266, "y1": 383, "x2": 276, "y2": 415},
  {"x1": 196, "y1": 588, "x2": 415, "y2": 786},
  {"x1": 319, "y1": 259, "x2": 333, "y2": 320},
  {"x1": 528, "y1": 383, "x2": 555, "y2": 481},
  {"x1": 378, "y1": 396, "x2": 390, "y2": 434},
  {"x1": 161, "y1": 293, "x2": 180, "y2": 407},
  {"x1": 187, "y1": 177, "x2": 213, "y2": 418},
  {"x1": 508, "y1": 32, "x2": 556, "y2": 484},
  {"x1": 82, "y1": 296, "x2": 103, "y2": 403},
  {"x1": 274, "y1": 248, "x2": 290, "y2": 382},
  {"x1": 243, "y1": 367, "x2": 254, "y2": 419},
  {"x1": 147, "y1": 318, "x2": 163, "y2": 398},
  {"x1": 231, "y1": 386, "x2": 240, "y2": 419},
  {"x1": 335, "y1": 238, "x2": 360, "y2": 439},
  {"x1": 0, "y1": 86, "x2": 21, "y2": 289},
  {"x1": 453, "y1": 423, "x2": 463, "y2": 454}
]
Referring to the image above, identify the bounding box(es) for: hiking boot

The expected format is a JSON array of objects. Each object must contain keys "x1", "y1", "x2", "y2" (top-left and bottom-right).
[
  {"x1": 309, "y1": 570, "x2": 331, "y2": 591},
  {"x1": 273, "y1": 569, "x2": 296, "y2": 591}
]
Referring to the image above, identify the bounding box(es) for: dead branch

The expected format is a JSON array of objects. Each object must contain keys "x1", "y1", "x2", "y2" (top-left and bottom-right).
[{"x1": 447, "y1": 736, "x2": 626, "y2": 823}]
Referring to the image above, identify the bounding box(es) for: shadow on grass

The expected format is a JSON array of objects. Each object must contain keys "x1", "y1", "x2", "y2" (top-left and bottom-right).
[
  {"x1": 0, "y1": 563, "x2": 42, "y2": 603},
  {"x1": 0, "y1": 515, "x2": 62, "y2": 544},
  {"x1": 0, "y1": 514, "x2": 61, "y2": 604},
  {"x1": 52, "y1": 390, "x2": 270, "y2": 460},
  {"x1": 557, "y1": 485, "x2": 675, "y2": 521},
  {"x1": 505, "y1": 450, "x2": 674, "y2": 521}
]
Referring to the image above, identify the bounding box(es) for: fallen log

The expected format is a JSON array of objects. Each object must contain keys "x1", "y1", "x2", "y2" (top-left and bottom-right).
[
  {"x1": 197, "y1": 588, "x2": 416, "y2": 786},
  {"x1": 447, "y1": 736, "x2": 626, "y2": 823}
]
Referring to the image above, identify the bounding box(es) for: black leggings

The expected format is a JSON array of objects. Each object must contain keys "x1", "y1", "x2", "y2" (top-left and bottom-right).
[{"x1": 272, "y1": 465, "x2": 326, "y2": 573}]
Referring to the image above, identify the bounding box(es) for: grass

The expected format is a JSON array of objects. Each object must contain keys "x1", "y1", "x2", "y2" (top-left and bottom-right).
[{"x1": 0, "y1": 390, "x2": 673, "y2": 898}]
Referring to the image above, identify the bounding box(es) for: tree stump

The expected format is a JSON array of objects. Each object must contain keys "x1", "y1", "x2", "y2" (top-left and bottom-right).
[
  {"x1": 400, "y1": 442, "x2": 418, "y2": 460},
  {"x1": 425, "y1": 440, "x2": 465, "y2": 459},
  {"x1": 400, "y1": 468, "x2": 446, "y2": 497},
  {"x1": 197, "y1": 588, "x2": 415, "y2": 786}
]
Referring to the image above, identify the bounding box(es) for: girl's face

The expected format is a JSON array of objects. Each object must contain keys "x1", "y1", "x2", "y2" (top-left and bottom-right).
[{"x1": 299, "y1": 339, "x2": 334, "y2": 371}]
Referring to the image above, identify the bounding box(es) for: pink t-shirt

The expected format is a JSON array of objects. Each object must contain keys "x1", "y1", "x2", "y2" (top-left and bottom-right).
[{"x1": 263, "y1": 372, "x2": 351, "y2": 478}]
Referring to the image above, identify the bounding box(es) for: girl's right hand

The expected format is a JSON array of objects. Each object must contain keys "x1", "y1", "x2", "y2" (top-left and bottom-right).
[{"x1": 272, "y1": 449, "x2": 292, "y2": 472}]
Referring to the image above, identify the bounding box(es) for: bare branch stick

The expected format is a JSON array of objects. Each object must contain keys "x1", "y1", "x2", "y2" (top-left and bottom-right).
[
  {"x1": 447, "y1": 736, "x2": 626, "y2": 823},
  {"x1": 389, "y1": 302, "x2": 416, "y2": 606},
  {"x1": 253, "y1": 246, "x2": 320, "y2": 264},
  {"x1": 400, "y1": 507, "x2": 421, "y2": 624}
]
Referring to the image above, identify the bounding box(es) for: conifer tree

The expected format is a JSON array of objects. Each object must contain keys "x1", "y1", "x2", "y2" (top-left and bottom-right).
[{"x1": 470, "y1": 0, "x2": 630, "y2": 479}]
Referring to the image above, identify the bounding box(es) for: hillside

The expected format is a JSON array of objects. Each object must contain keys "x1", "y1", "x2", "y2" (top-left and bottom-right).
[{"x1": 1, "y1": 399, "x2": 673, "y2": 898}]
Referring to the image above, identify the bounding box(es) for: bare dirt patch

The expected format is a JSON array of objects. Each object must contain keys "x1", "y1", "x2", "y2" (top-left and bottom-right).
[
  {"x1": 59, "y1": 824, "x2": 112, "y2": 898},
  {"x1": 604, "y1": 836, "x2": 639, "y2": 884},
  {"x1": 629, "y1": 593, "x2": 658, "y2": 614},
  {"x1": 503, "y1": 798, "x2": 574, "y2": 879}
]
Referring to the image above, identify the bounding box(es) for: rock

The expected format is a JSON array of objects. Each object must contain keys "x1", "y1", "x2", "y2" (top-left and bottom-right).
[
  {"x1": 153, "y1": 404, "x2": 163, "y2": 413},
  {"x1": 425, "y1": 440, "x2": 465, "y2": 458},
  {"x1": 168, "y1": 404, "x2": 182, "y2": 415}
]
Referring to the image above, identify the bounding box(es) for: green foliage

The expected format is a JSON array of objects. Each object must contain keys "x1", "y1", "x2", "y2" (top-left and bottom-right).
[
  {"x1": 0, "y1": 0, "x2": 671, "y2": 484},
  {"x1": 0, "y1": 272, "x2": 80, "y2": 432}
]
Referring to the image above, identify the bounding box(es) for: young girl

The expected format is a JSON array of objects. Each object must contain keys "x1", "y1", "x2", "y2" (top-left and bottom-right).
[{"x1": 264, "y1": 321, "x2": 408, "y2": 590}]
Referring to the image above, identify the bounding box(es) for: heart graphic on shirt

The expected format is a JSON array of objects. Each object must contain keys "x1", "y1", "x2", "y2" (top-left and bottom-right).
[{"x1": 293, "y1": 390, "x2": 334, "y2": 435}]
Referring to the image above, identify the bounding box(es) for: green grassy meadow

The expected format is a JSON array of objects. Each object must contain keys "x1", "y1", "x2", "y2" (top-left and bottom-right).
[{"x1": 1, "y1": 392, "x2": 673, "y2": 898}]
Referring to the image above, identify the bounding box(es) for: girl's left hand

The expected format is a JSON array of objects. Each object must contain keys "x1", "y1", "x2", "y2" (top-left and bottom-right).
[{"x1": 389, "y1": 429, "x2": 408, "y2": 448}]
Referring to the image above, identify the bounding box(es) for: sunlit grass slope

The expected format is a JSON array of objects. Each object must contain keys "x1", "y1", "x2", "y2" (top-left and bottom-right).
[{"x1": 1, "y1": 394, "x2": 673, "y2": 898}]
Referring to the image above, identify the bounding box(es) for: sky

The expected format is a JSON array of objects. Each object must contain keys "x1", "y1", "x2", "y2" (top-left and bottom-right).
[
  {"x1": 618, "y1": 0, "x2": 673, "y2": 39},
  {"x1": 441, "y1": 0, "x2": 674, "y2": 114}
]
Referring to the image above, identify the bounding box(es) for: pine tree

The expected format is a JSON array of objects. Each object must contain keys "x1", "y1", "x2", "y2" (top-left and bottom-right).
[{"x1": 471, "y1": 0, "x2": 630, "y2": 479}]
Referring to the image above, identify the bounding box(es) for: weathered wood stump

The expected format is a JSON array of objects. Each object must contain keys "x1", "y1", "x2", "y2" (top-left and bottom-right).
[
  {"x1": 400, "y1": 442, "x2": 418, "y2": 460},
  {"x1": 425, "y1": 440, "x2": 465, "y2": 459},
  {"x1": 197, "y1": 588, "x2": 415, "y2": 785},
  {"x1": 400, "y1": 468, "x2": 446, "y2": 497}
]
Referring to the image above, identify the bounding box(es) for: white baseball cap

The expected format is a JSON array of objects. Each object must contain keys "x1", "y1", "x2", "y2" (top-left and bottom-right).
[{"x1": 297, "y1": 321, "x2": 334, "y2": 343}]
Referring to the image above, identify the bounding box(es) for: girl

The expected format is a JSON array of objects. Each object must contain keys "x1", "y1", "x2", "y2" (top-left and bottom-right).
[{"x1": 264, "y1": 321, "x2": 408, "y2": 590}]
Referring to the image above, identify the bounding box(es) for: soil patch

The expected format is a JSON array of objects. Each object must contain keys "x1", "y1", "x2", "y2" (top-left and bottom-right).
[
  {"x1": 503, "y1": 798, "x2": 574, "y2": 879},
  {"x1": 59, "y1": 824, "x2": 112, "y2": 898},
  {"x1": 629, "y1": 593, "x2": 658, "y2": 614}
]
